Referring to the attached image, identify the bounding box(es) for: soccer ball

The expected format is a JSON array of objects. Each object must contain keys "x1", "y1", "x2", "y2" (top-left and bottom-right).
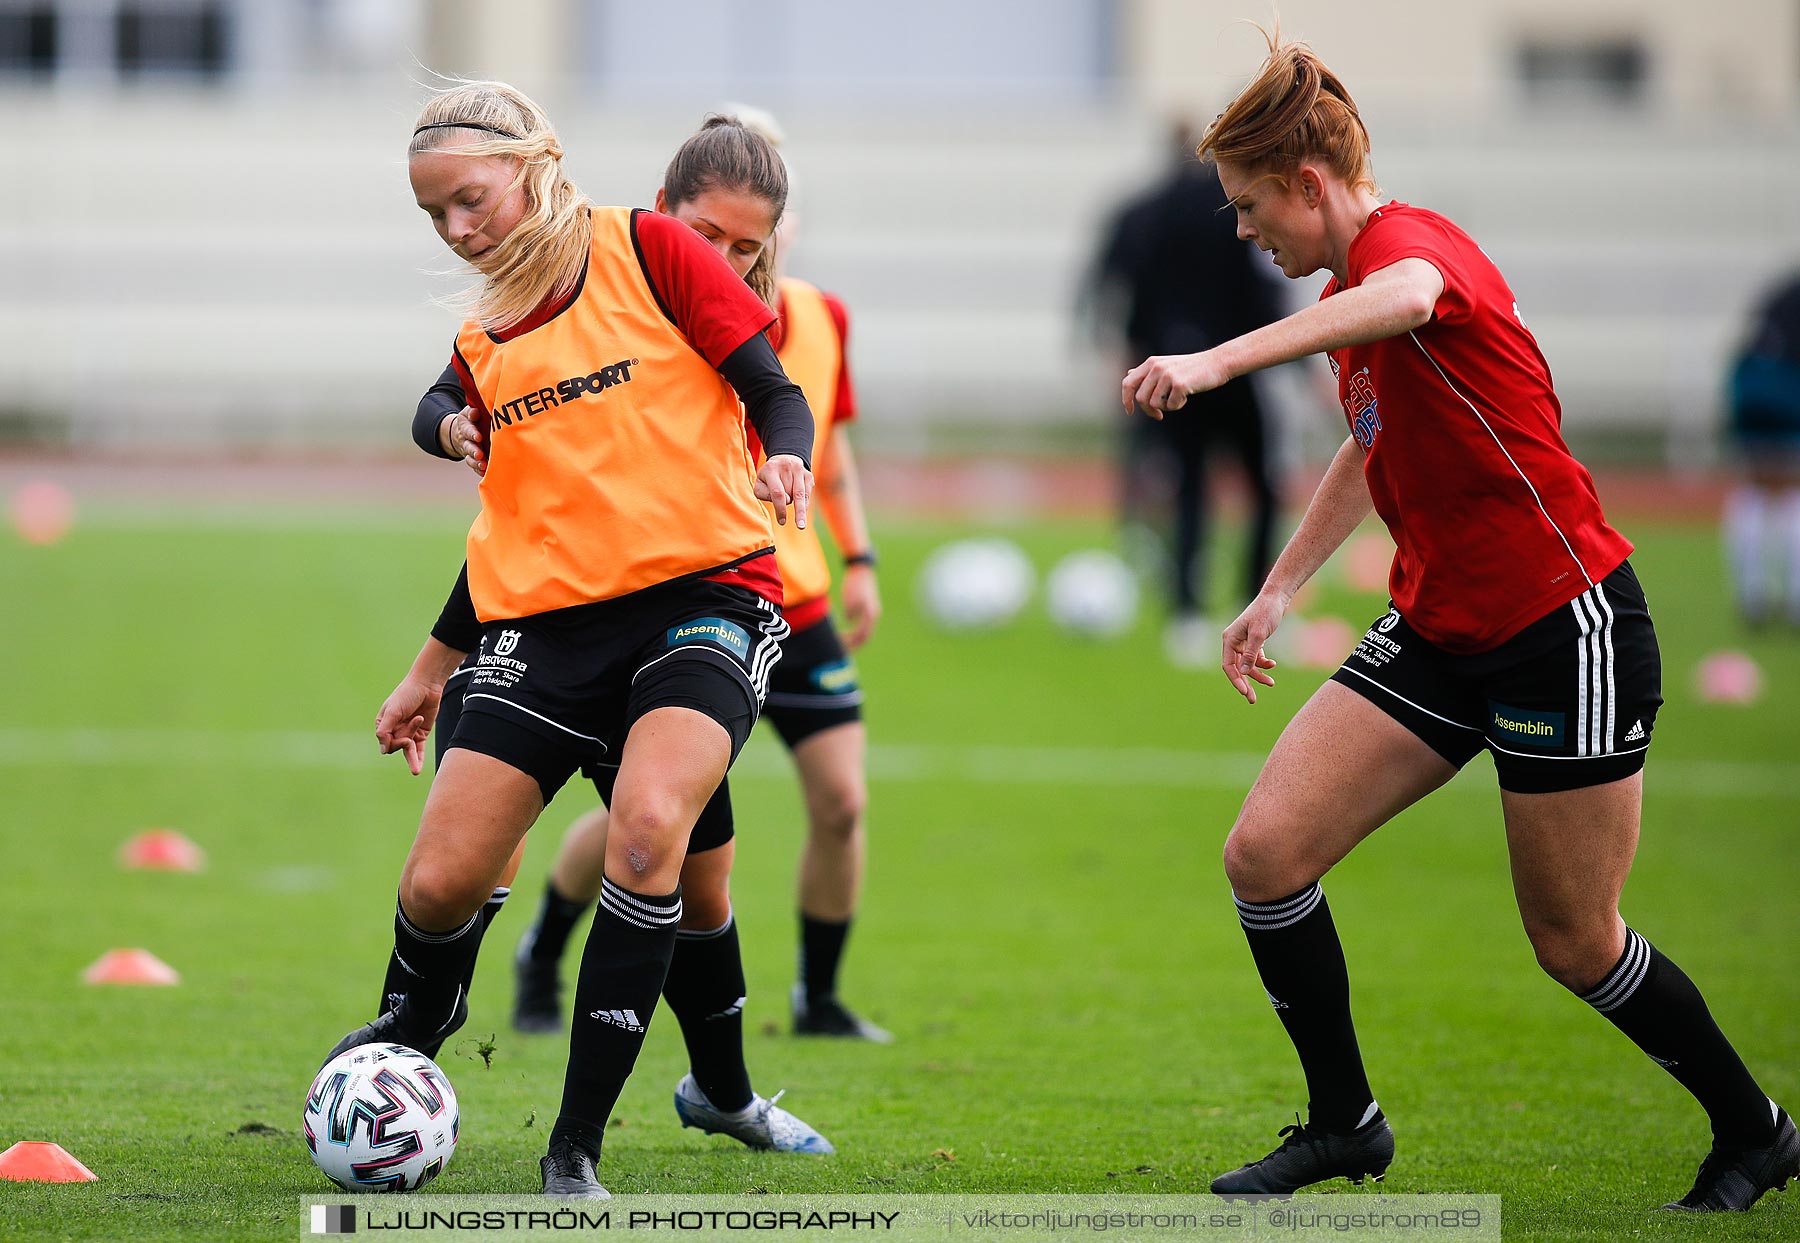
[
  {"x1": 304, "y1": 1043, "x2": 458, "y2": 1193},
  {"x1": 1046, "y1": 550, "x2": 1139, "y2": 638},
  {"x1": 917, "y1": 537, "x2": 1035, "y2": 630}
]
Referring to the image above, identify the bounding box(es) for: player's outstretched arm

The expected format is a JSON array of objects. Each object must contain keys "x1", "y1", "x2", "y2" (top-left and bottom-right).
[
  {"x1": 1124, "y1": 257, "x2": 1444, "y2": 417},
  {"x1": 1223, "y1": 436, "x2": 1373, "y2": 705},
  {"x1": 376, "y1": 636, "x2": 468, "y2": 776}
]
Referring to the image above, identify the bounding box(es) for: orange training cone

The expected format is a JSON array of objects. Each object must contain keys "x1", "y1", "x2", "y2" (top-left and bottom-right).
[
  {"x1": 1695, "y1": 650, "x2": 1764, "y2": 706},
  {"x1": 9, "y1": 480, "x2": 75, "y2": 546},
  {"x1": 82, "y1": 949, "x2": 180, "y2": 986},
  {"x1": 118, "y1": 829, "x2": 206, "y2": 872},
  {"x1": 0, "y1": 1141, "x2": 98, "y2": 1182}
]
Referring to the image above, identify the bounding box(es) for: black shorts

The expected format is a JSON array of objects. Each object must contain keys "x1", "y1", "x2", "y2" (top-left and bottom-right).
[
  {"x1": 761, "y1": 614, "x2": 863, "y2": 748},
  {"x1": 436, "y1": 674, "x2": 738, "y2": 855},
  {"x1": 443, "y1": 578, "x2": 787, "y2": 805},
  {"x1": 1329, "y1": 560, "x2": 1663, "y2": 794}
]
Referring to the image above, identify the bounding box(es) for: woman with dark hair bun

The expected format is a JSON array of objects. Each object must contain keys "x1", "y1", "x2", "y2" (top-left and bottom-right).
[{"x1": 511, "y1": 111, "x2": 891, "y2": 1050}]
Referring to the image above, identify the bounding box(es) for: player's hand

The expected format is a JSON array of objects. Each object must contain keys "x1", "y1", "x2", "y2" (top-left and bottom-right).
[
  {"x1": 1122, "y1": 351, "x2": 1229, "y2": 419},
  {"x1": 1221, "y1": 592, "x2": 1284, "y2": 705},
  {"x1": 756, "y1": 453, "x2": 812, "y2": 529},
  {"x1": 375, "y1": 677, "x2": 443, "y2": 776},
  {"x1": 439, "y1": 407, "x2": 488, "y2": 477},
  {"x1": 840, "y1": 563, "x2": 882, "y2": 649}
]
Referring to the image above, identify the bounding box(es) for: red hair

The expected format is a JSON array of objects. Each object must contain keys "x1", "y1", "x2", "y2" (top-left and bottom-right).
[{"x1": 1199, "y1": 25, "x2": 1375, "y2": 195}]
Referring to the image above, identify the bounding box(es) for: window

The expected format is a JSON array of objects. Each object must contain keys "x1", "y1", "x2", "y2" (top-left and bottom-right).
[
  {"x1": 115, "y1": 2, "x2": 227, "y2": 78},
  {"x1": 0, "y1": 6, "x2": 56, "y2": 75},
  {"x1": 1517, "y1": 35, "x2": 1649, "y2": 107}
]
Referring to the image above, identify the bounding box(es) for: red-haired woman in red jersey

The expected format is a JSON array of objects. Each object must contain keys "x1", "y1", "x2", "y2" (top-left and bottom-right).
[{"x1": 1125, "y1": 30, "x2": 1793, "y2": 1214}]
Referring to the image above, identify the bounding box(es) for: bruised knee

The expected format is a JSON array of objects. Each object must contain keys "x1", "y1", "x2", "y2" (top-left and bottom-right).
[{"x1": 606, "y1": 794, "x2": 695, "y2": 887}]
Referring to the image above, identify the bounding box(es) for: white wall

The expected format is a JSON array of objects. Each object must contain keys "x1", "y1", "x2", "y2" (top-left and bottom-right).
[
  {"x1": 1126, "y1": 0, "x2": 1800, "y2": 116},
  {"x1": 4, "y1": 1, "x2": 1798, "y2": 453}
]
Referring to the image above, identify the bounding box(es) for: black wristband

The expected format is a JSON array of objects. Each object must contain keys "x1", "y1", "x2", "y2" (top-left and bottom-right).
[{"x1": 843, "y1": 550, "x2": 878, "y2": 569}]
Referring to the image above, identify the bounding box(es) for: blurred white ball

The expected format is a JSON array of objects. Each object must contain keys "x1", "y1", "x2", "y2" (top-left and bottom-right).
[
  {"x1": 917, "y1": 538, "x2": 1035, "y2": 631},
  {"x1": 1047, "y1": 550, "x2": 1139, "y2": 639}
]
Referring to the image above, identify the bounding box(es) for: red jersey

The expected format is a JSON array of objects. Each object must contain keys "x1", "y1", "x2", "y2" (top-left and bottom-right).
[{"x1": 1322, "y1": 203, "x2": 1633, "y2": 652}]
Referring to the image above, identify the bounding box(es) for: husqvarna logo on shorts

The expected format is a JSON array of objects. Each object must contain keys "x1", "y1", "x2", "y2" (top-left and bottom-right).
[
  {"x1": 494, "y1": 629, "x2": 522, "y2": 657},
  {"x1": 1376, "y1": 609, "x2": 1401, "y2": 633}
]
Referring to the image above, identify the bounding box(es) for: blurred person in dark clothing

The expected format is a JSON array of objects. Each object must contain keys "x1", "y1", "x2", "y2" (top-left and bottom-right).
[
  {"x1": 1723, "y1": 270, "x2": 1800, "y2": 627},
  {"x1": 1090, "y1": 121, "x2": 1287, "y2": 666}
]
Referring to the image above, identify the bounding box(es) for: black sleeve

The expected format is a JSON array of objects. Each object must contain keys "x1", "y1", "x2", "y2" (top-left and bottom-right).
[
  {"x1": 429, "y1": 563, "x2": 482, "y2": 654},
  {"x1": 413, "y1": 364, "x2": 466, "y2": 459},
  {"x1": 716, "y1": 333, "x2": 813, "y2": 468}
]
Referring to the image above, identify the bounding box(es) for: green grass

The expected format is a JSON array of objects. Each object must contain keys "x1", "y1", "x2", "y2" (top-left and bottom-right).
[{"x1": 1, "y1": 504, "x2": 1796, "y2": 1242}]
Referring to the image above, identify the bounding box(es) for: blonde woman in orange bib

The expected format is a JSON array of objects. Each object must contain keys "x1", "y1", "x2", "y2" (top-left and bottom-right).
[{"x1": 330, "y1": 83, "x2": 816, "y2": 1198}]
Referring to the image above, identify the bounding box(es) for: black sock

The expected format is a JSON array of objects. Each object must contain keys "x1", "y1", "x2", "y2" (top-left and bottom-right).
[
  {"x1": 1580, "y1": 928, "x2": 1776, "y2": 1147},
  {"x1": 555, "y1": 878, "x2": 681, "y2": 1147},
  {"x1": 460, "y1": 885, "x2": 509, "y2": 997},
  {"x1": 663, "y1": 915, "x2": 753, "y2": 1111},
  {"x1": 378, "y1": 885, "x2": 509, "y2": 1015},
  {"x1": 1235, "y1": 884, "x2": 1378, "y2": 1134},
  {"x1": 380, "y1": 950, "x2": 408, "y2": 1017},
  {"x1": 522, "y1": 881, "x2": 594, "y2": 967},
  {"x1": 798, "y1": 913, "x2": 851, "y2": 1002},
  {"x1": 389, "y1": 898, "x2": 482, "y2": 1026},
  {"x1": 548, "y1": 1116, "x2": 607, "y2": 1162}
]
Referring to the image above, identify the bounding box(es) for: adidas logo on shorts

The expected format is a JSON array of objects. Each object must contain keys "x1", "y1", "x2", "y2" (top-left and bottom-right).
[
  {"x1": 1624, "y1": 719, "x2": 1646, "y2": 742},
  {"x1": 590, "y1": 1008, "x2": 645, "y2": 1032}
]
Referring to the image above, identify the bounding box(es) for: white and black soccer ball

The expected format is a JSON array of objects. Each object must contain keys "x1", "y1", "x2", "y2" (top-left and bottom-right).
[
  {"x1": 917, "y1": 537, "x2": 1036, "y2": 631},
  {"x1": 1046, "y1": 549, "x2": 1140, "y2": 639},
  {"x1": 304, "y1": 1043, "x2": 458, "y2": 1193}
]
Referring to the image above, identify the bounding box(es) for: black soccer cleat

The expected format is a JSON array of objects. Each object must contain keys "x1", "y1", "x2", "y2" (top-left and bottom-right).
[
  {"x1": 1210, "y1": 1111, "x2": 1395, "y2": 1196},
  {"x1": 791, "y1": 984, "x2": 894, "y2": 1043},
  {"x1": 540, "y1": 1137, "x2": 610, "y2": 1199},
  {"x1": 1660, "y1": 1108, "x2": 1799, "y2": 1213},
  {"x1": 513, "y1": 943, "x2": 563, "y2": 1034},
  {"x1": 322, "y1": 989, "x2": 467, "y2": 1068}
]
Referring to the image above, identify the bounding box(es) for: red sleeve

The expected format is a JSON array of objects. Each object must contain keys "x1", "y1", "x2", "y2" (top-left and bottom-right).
[
  {"x1": 1350, "y1": 210, "x2": 1475, "y2": 327},
  {"x1": 632, "y1": 209, "x2": 777, "y2": 367},
  {"x1": 450, "y1": 344, "x2": 489, "y2": 424},
  {"x1": 821, "y1": 291, "x2": 858, "y2": 424}
]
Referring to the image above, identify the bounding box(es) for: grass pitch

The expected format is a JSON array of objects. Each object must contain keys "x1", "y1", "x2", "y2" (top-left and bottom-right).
[{"x1": 1, "y1": 500, "x2": 1795, "y2": 1241}]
